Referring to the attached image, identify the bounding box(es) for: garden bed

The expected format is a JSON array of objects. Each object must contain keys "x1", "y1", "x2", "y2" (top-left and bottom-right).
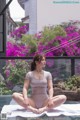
[{"x1": 54, "y1": 87, "x2": 80, "y2": 101}]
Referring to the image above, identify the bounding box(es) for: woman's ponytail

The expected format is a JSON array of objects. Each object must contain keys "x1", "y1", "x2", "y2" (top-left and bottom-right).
[{"x1": 31, "y1": 61, "x2": 36, "y2": 71}]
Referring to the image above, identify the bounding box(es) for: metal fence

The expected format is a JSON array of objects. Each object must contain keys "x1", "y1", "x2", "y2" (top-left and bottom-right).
[{"x1": 0, "y1": 57, "x2": 80, "y2": 81}]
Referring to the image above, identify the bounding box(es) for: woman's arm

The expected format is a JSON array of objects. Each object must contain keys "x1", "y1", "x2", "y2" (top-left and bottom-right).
[
  {"x1": 23, "y1": 79, "x2": 30, "y2": 100},
  {"x1": 47, "y1": 79, "x2": 54, "y2": 98},
  {"x1": 23, "y1": 79, "x2": 39, "y2": 113}
]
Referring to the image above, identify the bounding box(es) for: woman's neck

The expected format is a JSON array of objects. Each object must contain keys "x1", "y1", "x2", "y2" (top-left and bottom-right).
[{"x1": 35, "y1": 68, "x2": 43, "y2": 73}]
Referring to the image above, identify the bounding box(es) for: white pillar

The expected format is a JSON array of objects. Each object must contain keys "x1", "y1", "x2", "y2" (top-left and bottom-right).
[{"x1": 29, "y1": 0, "x2": 37, "y2": 34}]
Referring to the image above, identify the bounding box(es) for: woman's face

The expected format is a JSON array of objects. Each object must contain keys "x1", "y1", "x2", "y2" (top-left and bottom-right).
[{"x1": 36, "y1": 57, "x2": 46, "y2": 68}]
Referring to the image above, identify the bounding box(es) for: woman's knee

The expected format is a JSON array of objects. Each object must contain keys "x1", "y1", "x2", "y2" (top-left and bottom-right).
[
  {"x1": 59, "y1": 95, "x2": 67, "y2": 102},
  {"x1": 12, "y1": 92, "x2": 19, "y2": 99}
]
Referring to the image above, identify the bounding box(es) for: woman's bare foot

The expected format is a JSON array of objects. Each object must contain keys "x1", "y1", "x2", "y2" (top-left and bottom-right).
[
  {"x1": 27, "y1": 106, "x2": 39, "y2": 114},
  {"x1": 38, "y1": 106, "x2": 48, "y2": 114}
]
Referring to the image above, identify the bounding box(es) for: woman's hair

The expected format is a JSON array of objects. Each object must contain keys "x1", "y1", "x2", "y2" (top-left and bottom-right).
[{"x1": 31, "y1": 54, "x2": 45, "y2": 71}]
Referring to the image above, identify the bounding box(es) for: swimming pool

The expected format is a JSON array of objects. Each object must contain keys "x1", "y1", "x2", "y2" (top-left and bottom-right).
[{"x1": 0, "y1": 95, "x2": 12, "y2": 112}]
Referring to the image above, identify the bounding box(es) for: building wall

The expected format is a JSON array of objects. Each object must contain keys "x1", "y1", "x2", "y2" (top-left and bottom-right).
[
  {"x1": 29, "y1": 0, "x2": 37, "y2": 34},
  {"x1": 25, "y1": 0, "x2": 29, "y2": 17},
  {"x1": 24, "y1": 0, "x2": 80, "y2": 34},
  {"x1": 6, "y1": 16, "x2": 17, "y2": 36},
  {"x1": 37, "y1": 0, "x2": 80, "y2": 32},
  {"x1": 18, "y1": 0, "x2": 37, "y2": 34}
]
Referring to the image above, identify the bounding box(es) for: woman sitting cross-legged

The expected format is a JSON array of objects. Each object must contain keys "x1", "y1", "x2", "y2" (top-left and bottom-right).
[{"x1": 12, "y1": 54, "x2": 67, "y2": 114}]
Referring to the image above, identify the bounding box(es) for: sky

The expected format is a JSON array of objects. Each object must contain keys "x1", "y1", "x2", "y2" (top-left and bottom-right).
[{"x1": 9, "y1": 0, "x2": 25, "y2": 21}]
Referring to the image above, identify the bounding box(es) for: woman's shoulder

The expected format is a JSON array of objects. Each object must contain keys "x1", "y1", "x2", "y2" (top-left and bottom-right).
[
  {"x1": 25, "y1": 71, "x2": 33, "y2": 80},
  {"x1": 26, "y1": 71, "x2": 32, "y2": 75},
  {"x1": 44, "y1": 70, "x2": 51, "y2": 75},
  {"x1": 44, "y1": 70, "x2": 52, "y2": 80}
]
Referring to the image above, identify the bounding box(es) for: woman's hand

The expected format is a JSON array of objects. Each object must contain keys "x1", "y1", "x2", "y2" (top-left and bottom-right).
[
  {"x1": 24, "y1": 98, "x2": 29, "y2": 106},
  {"x1": 48, "y1": 98, "x2": 54, "y2": 108}
]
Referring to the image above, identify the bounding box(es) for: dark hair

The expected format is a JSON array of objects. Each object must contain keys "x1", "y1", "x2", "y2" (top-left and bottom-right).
[{"x1": 31, "y1": 54, "x2": 45, "y2": 71}]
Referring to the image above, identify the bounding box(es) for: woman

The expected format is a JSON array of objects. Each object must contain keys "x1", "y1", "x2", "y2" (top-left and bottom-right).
[{"x1": 12, "y1": 54, "x2": 67, "y2": 114}]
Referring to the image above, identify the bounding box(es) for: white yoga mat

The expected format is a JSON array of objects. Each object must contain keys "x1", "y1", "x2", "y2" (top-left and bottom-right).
[{"x1": 1, "y1": 104, "x2": 80, "y2": 118}]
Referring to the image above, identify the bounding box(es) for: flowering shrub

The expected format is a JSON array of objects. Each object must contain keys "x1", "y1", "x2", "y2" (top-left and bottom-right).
[
  {"x1": 6, "y1": 41, "x2": 30, "y2": 57},
  {"x1": 6, "y1": 21, "x2": 80, "y2": 56},
  {"x1": 0, "y1": 81, "x2": 12, "y2": 95},
  {"x1": 21, "y1": 34, "x2": 38, "y2": 54},
  {"x1": 3, "y1": 60, "x2": 30, "y2": 89},
  {"x1": 40, "y1": 26, "x2": 66, "y2": 44},
  {"x1": 10, "y1": 24, "x2": 29, "y2": 39},
  {"x1": 58, "y1": 75, "x2": 80, "y2": 91}
]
